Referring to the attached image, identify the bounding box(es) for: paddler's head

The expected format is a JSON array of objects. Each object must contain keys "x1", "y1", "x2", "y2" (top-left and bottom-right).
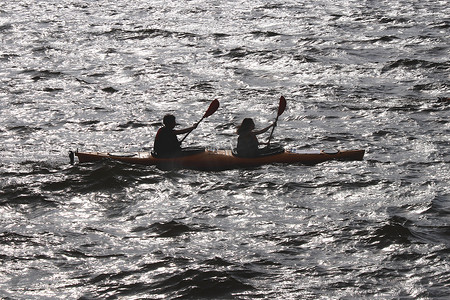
[
  {"x1": 237, "y1": 118, "x2": 255, "y2": 134},
  {"x1": 163, "y1": 114, "x2": 177, "y2": 129}
]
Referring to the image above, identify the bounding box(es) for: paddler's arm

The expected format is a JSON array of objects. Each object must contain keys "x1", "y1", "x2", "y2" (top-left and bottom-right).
[
  {"x1": 173, "y1": 123, "x2": 198, "y2": 135},
  {"x1": 253, "y1": 122, "x2": 276, "y2": 135}
]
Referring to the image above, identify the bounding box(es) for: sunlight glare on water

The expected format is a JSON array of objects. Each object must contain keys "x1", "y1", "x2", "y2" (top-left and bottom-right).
[{"x1": 0, "y1": 0, "x2": 449, "y2": 299}]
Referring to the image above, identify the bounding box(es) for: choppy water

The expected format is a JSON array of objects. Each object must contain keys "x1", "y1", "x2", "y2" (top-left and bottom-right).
[{"x1": 1, "y1": 0, "x2": 449, "y2": 299}]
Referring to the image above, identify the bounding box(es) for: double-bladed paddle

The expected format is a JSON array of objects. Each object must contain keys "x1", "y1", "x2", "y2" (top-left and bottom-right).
[
  {"x1": 267, "y1": 95, "x2": 286, "y2": 147},
  {"x1": 180, "y1": 99, "x2": 220, "y2": 143}
]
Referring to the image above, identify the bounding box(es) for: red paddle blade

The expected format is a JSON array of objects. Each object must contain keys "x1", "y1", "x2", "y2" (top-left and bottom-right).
[
  {"x1": 277, "y1": 96, "x2": 286, "y2": 116},
  {"x1": 203, "y1": 99, "x2": 220, "y2": 118}
]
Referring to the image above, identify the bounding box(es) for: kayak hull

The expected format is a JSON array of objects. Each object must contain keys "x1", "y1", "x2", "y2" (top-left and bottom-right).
[{"x1": 74, "y1": 149, "x2": 365, "y2": 171}]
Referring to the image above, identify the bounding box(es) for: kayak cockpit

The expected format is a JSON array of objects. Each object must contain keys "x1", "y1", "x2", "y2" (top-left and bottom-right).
[
  {"x1": 151, "y1": 147, "x2": 206, "y2": 159},
  {"x1": 231, "y1": 145, "x2": 285, "y2": 158}
]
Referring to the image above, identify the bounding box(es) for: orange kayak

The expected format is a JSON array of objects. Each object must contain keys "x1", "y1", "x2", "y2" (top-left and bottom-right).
[{"x1": 71, "y1": 148, "x2": 365, "y2": 171}]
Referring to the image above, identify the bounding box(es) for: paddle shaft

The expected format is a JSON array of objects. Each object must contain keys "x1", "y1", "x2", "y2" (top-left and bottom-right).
[
  {"x1": 180, "y1": 99, "x2": 219, "y2": 144},
  {"x1": 180, "y1": 119, "x2": 202, "y2": 143},
  {"x1": 267, "y1": 96, "x2": 286, "y2": 147},
  {"x1": 267, "y1": 115, "x2": 280, "y2": 147}
]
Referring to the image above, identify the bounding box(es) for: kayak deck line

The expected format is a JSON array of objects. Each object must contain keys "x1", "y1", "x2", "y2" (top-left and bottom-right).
[{"x1": 72, "y1": 148, "x2": 365, "y2": 171}]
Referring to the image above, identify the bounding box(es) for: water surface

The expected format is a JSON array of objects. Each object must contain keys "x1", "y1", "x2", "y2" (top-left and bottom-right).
[{"x1": 1, "y1": 0, "x2": 449, "y2": 299}]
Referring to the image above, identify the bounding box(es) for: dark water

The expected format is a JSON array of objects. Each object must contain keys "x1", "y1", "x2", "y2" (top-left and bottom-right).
[{"x1": 1, "y1": 0, "x2": 449, "y2": 299}]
